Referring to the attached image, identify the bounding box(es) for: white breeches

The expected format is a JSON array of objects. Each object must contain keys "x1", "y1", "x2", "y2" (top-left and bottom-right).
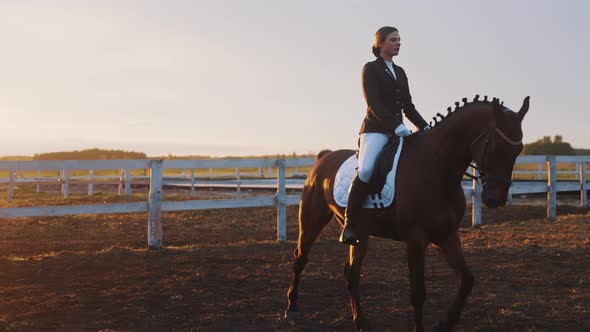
[{"x1": 357, "y1": 132, "x2": 389, "y2": 183}]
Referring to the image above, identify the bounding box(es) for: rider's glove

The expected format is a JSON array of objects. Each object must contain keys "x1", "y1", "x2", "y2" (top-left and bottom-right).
[{"x1": 394, "y1": 123, "x2": 412, "y2": 137}]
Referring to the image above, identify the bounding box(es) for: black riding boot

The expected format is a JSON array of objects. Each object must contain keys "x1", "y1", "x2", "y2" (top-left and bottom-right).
[{"x1": 339, "y1": 174, "x2": 371, "y2": 246}]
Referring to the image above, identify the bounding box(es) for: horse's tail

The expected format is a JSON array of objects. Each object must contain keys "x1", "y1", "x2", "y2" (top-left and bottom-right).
[{"x1": 316, "y1": 149, "x2": 332, "y2": 160}]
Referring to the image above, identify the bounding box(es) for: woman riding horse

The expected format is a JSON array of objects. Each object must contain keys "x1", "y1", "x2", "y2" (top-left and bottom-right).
[
  {"x1": 340, "y1": 26, "x2": 431, "y2": 246},
  {"x1": 284, "y1": 26, "x2": 530, "y2": 331}
]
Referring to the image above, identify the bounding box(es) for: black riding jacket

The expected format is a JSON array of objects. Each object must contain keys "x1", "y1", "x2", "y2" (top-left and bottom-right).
[{"x1": 359, "y1": 57, "x2": 428, "y2": 134}]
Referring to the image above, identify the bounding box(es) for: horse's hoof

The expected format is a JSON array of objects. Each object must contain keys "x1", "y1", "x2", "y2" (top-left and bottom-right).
[
  {"x1": 433, "y1": 320, "x2": 452, "y2": 332},
  {"x1": 284, "y1": 310, "x2": 300, "y2": 322}
]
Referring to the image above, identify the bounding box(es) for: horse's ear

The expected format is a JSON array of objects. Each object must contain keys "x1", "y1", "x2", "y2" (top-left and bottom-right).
[{"x1": 516, "y1": 96, "x2": 530, "y2": 121}]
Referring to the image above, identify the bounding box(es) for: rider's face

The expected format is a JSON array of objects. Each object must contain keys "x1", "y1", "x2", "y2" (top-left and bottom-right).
[{"x1": 380, "y1": 31, "x2": 401, "y2": 57}]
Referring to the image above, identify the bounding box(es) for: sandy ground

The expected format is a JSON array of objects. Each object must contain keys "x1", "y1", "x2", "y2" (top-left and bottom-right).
[{"x1": 0, "y1": 186, "x2": 589, "y2": 331}]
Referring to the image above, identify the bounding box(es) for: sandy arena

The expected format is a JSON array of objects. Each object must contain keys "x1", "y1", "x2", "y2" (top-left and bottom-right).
[{"x1": 1, "y1": 188, "x2": 589, "y2": 331}]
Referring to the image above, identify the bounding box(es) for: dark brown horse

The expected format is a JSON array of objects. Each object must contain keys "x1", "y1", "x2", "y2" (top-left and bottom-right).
[{"x1": 285, "y1": 95, "x2": 530, "y2": 331}]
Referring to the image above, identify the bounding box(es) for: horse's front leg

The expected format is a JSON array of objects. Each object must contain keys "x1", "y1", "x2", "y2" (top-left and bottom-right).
[
  {"x1": 344, "y1": 236, "x2": 373, "y2": 331},
  {"x1": 406, "y1": 239, "x2": 427, "y2": 332},
  {"x1": 433, "y1": 232, "x2": 474, "y2": 331}
]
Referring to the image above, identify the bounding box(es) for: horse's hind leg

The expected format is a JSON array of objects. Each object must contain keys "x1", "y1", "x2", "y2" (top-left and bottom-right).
[
  {"x1": 433, "y1": 232, "x2": 474, "y2": 332},
  {"x1": 284, "y1": 186, "x2": 333, "y2": 320}
]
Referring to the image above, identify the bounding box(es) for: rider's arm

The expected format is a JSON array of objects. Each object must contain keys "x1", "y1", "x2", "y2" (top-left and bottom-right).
[{"x1": 398, "y1": 67, "x2": 429, "y2": 131}]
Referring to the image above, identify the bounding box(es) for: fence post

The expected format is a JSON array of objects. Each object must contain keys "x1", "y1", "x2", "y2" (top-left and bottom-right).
[
  {"x1": 547, "y1": 156, "x2": 557, "y2": 220},
  {"x1": 118, "y1": 168, "x2": 124, "y2": 195},
  {"x1": 148, "y1": 160, "x2": 164, "y2": 249},
  {"x1": 36, "y1": 169, "x2": 40, "y2": 194},
  {"x1": 125, "y1": 168, "x2": 131, "y2": 195},
  {"x1": 63, "y1": 168, "x2": 70, "y2": 199},
  {"x1": 472, "y1": 167, "x2": 482, "y2": 227},
  {"x1": 537, "y1": 163, "x2": 542, "y2": 180},
  {"x1": 506, "y1": 172, "x2": 514, "y2": 206},
  {"x1": 190, "y1": 168, "x2": 196, "y2": 197},
  {"x1": 276, "y1": 159, "x2": 287, "y2": 241},
  {"x1": 236, "y1": 168, "x2": 241, "y2": 193},
  {"x1": 581, "y1": 161, "x2": 587, "y2": 208},
  {"x1": 60, "y1": 169, "x2": 65, "y2": 194},
  {"x1": 7, "y1": 169, "x2": 15, "y2": 202},
  {"x1": 88, "y1": 169, "x2": 95, "y2": 195}
]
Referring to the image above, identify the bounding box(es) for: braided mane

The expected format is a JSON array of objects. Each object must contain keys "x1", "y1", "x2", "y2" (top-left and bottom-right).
[{"x1": 429, "y1": 94, "x2": 506, "y2": 128}]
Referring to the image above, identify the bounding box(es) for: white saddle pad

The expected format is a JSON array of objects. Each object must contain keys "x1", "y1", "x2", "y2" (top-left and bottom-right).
[{"x1": 333, "y1": 137, "x2": 404, "y2": 208}]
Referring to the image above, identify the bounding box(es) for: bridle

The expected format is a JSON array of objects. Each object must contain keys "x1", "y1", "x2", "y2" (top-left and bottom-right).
[{"x1": 464, "y1": 123, "x2": 523, "y2": 186}]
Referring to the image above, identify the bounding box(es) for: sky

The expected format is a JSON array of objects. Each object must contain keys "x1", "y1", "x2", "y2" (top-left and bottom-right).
[{"x1": 1, "y1": 0, "x2": 588, "y2": 157}]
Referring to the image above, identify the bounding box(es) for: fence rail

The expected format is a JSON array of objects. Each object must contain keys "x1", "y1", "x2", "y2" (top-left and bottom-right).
[
  {"x1": 0, "y1": 156, "x2": 588, "y2": 247},
  {"x1": 0, "y1": 158, "x2": 313, "y2": 247}
]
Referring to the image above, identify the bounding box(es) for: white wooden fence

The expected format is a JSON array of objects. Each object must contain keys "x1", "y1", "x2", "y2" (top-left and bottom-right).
[
  {"x1": 0, "y1": 156, "x2": 588, "y2": 247},
  {"x1": 468, "y1": 155, "x2": 589, "y2": 226},
  {"x1": 0, "y1": 158, "x2": 311, "y2": 248}
]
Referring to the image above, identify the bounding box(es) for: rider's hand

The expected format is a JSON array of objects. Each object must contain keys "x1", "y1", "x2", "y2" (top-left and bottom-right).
[{"x1": 394, "y1": 124, "x2": 412, "y2": 137}]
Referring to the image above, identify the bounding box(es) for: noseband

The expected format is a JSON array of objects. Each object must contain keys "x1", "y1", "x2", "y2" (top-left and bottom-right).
[{"x1": 465, "y1": 125, "x2": 522, "y2": 186}]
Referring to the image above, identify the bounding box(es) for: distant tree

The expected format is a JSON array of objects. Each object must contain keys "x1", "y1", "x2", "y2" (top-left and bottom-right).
[
  {"x1": 33, "y1": 148, "x2": 147, "y2": 160},
  {"x1": 0, "y1": 156, "x2": 32, "y2": 161},
  {"x1": 522, "y1": 135, "x2": 576, "y2": 155}
]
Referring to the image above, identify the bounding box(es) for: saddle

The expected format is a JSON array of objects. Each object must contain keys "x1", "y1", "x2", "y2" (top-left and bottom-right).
[
  {"x1": 334, "y1": 136, "x2": 403, "y2": 209},
  {"x1": 365, "y1": 135, "x2": 401, "y2": 194}
]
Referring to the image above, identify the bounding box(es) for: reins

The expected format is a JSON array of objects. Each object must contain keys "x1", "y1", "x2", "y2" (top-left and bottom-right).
[{"x1": 466, "y1": 125, "x2": 522, "y2": 186}]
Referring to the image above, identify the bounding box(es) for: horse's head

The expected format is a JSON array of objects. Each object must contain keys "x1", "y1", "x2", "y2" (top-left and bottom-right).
[{"x1": 470, "y1": 96, "x2": 530, "y2": 208}]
